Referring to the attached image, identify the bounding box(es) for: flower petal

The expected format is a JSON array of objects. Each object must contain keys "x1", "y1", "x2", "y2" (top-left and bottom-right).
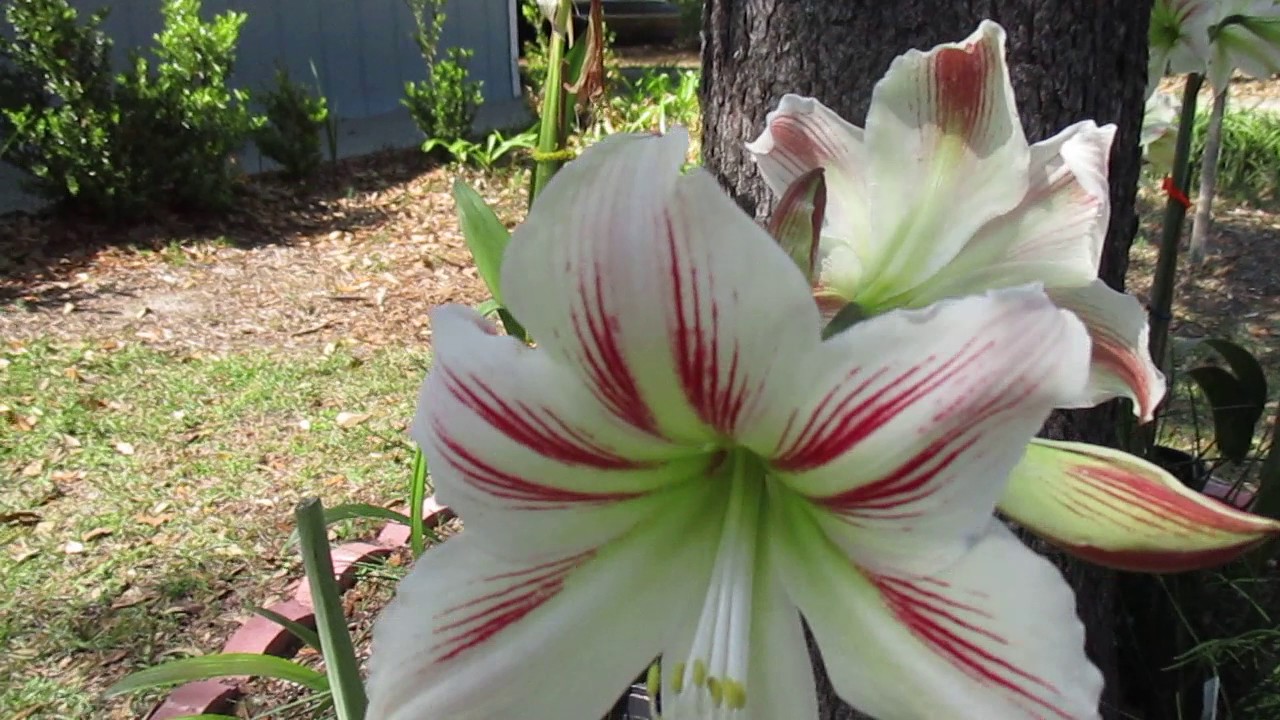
[
  {"x1": 766, "y1": 168, "x2": 827, "y2": 283},
  {"x1": 368, "y1": 484, "x2": 721, "y2": 720},
  {"x1": 1000, "y1": 439, "x2": 1280, "y2": 572},
  {"x1": 1047, "y1": 280, "x2": 1166, "y2": 421},
  {"x1": 660, "y1": 476, "x2": 818, "y2": 720},
  {"x1": 777, "y1": 505, "x2": 1103, "y2": 720},
  {"x1": 747, "y1": 94, "x2": 871, "y2": 270},
  {"x1": 913, "y1": 121, "x2": 1115, "y2": 306},
  {"x1": 856, "y1": 21, "x2": 1031, "y2": 308},
  {"x1": 749, "y1": 286, "x2": 1090, "y2": 573},
  {"x1": 502, "y1": 130, "x2": 824, "y2": 443},
  {"x1": 416, "y1": 305, "x2": 714, "y2": 558}
]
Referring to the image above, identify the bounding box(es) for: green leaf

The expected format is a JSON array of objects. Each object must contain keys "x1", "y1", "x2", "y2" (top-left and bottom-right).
[
  {"x1": 251, "y1": 605, "x2": 322, "y2": 652},
  {"x1": 453, "y1": 179, "x2": 510, "y2": 304},
  {"x1": 284, "y1": 503, "x2": 410, "y2": 547},
  {"x1": 295, "y1": 498, "x2": 368, "y2": 719},
  {"x1": 1189, "y1": 339, "x2": 1268, "y2": 461},
  {"x1": 105, "y1": 653, "x2": 329, "y2": 697},
  {"x1": 409, "y1": 447, "x2": 430, "y2": 558}
]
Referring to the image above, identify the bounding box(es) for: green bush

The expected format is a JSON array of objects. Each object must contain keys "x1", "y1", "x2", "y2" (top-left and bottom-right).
[
  {"x1": 0, "y1": 0, "x2": 133, "y2": 213},
  {"x1": 1191, "y1": 105, "x2": 1280, "y2": 205},
  {"x1": 115, "y1": 0, "x2": 259, "y2": 211},
  {"x1": 255, "y1": 67, "x2": 329, "y2": 179},
  {"x1": 402, "y1": 0, "x2": 483, "y2": 145},
  {"x1": 0, "y1": 0, "x2": 257, "y2": 217},
  {"x1": 404, "y1": 47, "x2": 484, "y2": 144}
]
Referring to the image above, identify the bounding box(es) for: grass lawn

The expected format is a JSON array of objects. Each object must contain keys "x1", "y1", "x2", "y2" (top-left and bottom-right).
[{"x1": 1, "y1": 335, "x2": 428, "y2": 716}]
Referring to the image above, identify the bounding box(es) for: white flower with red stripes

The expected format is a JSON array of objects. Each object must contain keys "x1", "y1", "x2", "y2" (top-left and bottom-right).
[{"x1": 366, "y1": 126, "x2": 1108, "y2": 719}]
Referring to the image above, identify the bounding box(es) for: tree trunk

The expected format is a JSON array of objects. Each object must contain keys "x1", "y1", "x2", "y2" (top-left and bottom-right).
[{"x1": 700, "y1": 2, "x2": 1152, "y2": 718}]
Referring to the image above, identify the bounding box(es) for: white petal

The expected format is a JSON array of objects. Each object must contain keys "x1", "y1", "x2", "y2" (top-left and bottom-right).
[
  {"x1": 747, "y1": 94, "x2": 872, "y2": 271},
  {"x1": 750, "y1": 286, "x2": 1090, "y2": 573},
  {"x1": 856, "y1": 21, "x2": 1031, "y2": 308},
  {"x1": 368, "y1": 486, "x2": 722, "y2": 720},
  {"x1": 1048, "y1": 280, "x2": 1166, "y2": 421},
  {"x1": 503, "y1": 131, "x2": 824, "y2": 443},
  {"x1": 416, "y1": 305, "x2": 713, "y2": 558},
  {"x1": 914, "y1": 122, "x2": 1115, "y2": 306},
  {"x1": 660, "y1": 475, "x2": 819, "y2": 720},
  {"x1": 776, "y1": 507, "x2": 1103, "y2": 720}
]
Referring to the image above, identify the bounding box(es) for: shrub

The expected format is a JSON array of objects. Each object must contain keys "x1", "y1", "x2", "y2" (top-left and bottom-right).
[
  {"x1": 115, "y1": 0, "x2": 259, "y2": 211},
  {"x1": 0, "y1": 0, "x2": 135, "y2": 213},
  {"x1": 1190, "y1": 105, "x2": 1280, "y2": 205},
  {"x1": 402, "y1": 0, "x2": 484, "y2": 145},
  {"x1": 0, "y1": 0, "x2": 257, "y2": 217},
  {"x1": 255, "y1": 67, "x2": 330, "y2": 179}
]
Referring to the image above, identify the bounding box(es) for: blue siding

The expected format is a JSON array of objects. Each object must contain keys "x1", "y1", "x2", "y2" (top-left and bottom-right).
[{"x1": 64, "y1": 0, "x2": 518, "y2": 120}]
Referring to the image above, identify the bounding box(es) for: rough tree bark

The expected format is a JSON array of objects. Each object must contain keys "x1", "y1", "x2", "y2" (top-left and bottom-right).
[{"x1": 699, "y1": 2, "x2": 1152, "y2": 718}]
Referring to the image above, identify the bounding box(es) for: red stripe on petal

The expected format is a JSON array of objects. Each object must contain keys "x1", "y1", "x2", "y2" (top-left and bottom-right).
[
  {"x1": 1069, "y1": 461, "x2": 1272, "y2": 535},
  {"x1": 667, "y1": 213, "x2": 756, "y2": 435},
  {"x1": 570, "y1": 267, "x2": 660, "y2": 435},
  {"x1": 872, "y1": 573, "x2": 1074, "y2": 719},
  {"x1": 931, "y1": 40, "x2": 994, "y2": 139},
  {"x1": 433, "y1": 420, "x2": 641, "y2": 508},
  {"x1": 773, "y1": 339, "x2": 994, "y2": 471},
  {"x1": 1091, "y1": 333, "x2": 1159, "y2": 421},
  {"x1": 441, "y1": 368, "x2": 646, "y2": 470},
  {"x1": 432, "y1": 551, "x2": 593, "y2": 661},
  {"x1": 1049, "y1": 540, "x2": 1269, "y2": 574}
]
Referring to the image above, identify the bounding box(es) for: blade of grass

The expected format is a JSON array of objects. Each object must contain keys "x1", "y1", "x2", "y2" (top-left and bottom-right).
[{"x1": 295, "y1": 498, "x2": 368, "y2": 720}]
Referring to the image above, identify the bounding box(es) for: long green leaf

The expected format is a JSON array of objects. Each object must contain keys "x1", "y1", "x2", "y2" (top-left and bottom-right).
[
  {"x1": 284, "y1": 503, "x2": 411, "y2": 547},
  {"x1": 453, "y1": 179, "x2": 510, "y2": 304},
  {"x1": 105, "y1": 654, "x2": 329, "y2": 697},
  {"x1": 251, "y1": 605, "x2": 322, "y2": 652},
  {"x1": 295, "y1": 498, "x2": 368, "y2": 720},
  {"x1": 410, "y1": 448, "x2": 429, "y2": 558}
]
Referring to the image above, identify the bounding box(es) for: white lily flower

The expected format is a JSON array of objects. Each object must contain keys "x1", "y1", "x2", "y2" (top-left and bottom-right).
[
  {"x1": 747, "y1": 21, "x2": 1280, "y2": 576},
  {"x1": 1149, "y1": 0, "x2": 1216, "y2": 93},
  {"x1": 1142, "y1": 91, "x2": 1182, "y2": 173},
  {"x1": 1207, "y1": 0, "x2": 1280, "y2": 91},
  {"x1": 747, "y1": 21, "x2": 1165, "y2": 423},
  {"x1": 537, "y1": 0, "x2": 571, "y2": 32},
  {"x1": 367, "y1": 129, "x2": 1107, "y2": 719}
]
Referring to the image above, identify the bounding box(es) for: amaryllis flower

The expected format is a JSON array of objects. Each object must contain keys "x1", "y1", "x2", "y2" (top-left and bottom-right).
[
  {"x1": 367, "y1": 129, "x2": 1108, "y2": 719},
  {"x1": 1206, "y1": 0, "x2": 1280, "y2": 91},
  {"x1": 747, "y1": 22, "x2": 1163, "y2": 423},
  {"x1": 747, "y1": 21, "x2": 1280, "y2": 574},
  {"x1": 1149, "y1": 0, "x2": 1216, "y2": 92}
]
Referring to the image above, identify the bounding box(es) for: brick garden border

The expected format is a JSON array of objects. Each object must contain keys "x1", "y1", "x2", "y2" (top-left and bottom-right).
[{"x1": 146, "y1": 495, "x2": 454, "y2": 719}]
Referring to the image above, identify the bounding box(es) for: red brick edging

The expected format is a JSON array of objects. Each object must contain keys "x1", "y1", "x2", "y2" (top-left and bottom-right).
[{"x1": 145, "y1": 497, "x2": 454, "y2": 719}]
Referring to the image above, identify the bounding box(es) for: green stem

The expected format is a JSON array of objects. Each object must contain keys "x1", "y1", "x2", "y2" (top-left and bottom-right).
[
  {"x1": 409, "y1": 447, "x2": 428, "y2": 558},
  {"x1": 1148, "y1": 73, "x2": 1203, "y2": 373},
  {"x1": 295, "y1": 498, "x2": 368, "y2": 720},
  {"x1": 531, "y1": 26, "x2": 569, "y2": 206}
]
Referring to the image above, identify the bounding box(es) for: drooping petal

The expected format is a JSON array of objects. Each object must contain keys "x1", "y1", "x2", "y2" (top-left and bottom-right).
[
  {"x1": 502, "y1": 130, "x2": 824, "y2": 444},
  {"x1": 746, "y1": 93, "x2": 870, "y2": 266},
  {"x1": 368, "y1": 483, "x2": 722, "y2": 720},
  {"x1": 1047, "y1": 280, "x2": 1166, "y2": 421},
  {"x1": 776, "y1": 502, "x2": 1103, "y2": 720},
  {"x1": 1208, "y1": 3, "x2": 1280, "y2": 91},
  {"x1": 766, "y1": 168, "x2": 827, "y2": 283},
  {"x1": 912, "y1": 121, "x2": 1115, "y2": 307},
  {"x1": 659, "y1": 469, "x2": 819, "y2": 720},
  {"x1": 855, "y1": 20, "x2": 1031, "y2": 308},
  {"x1": 746, "y1": 286, "x2": 1090, "y2": 573},
  {"x1": 416, "y1": 305, "x2": 715, "y2": 558},
  {"x1": 1000, "y1": 439, "x2": 1280, "y2": 572}
]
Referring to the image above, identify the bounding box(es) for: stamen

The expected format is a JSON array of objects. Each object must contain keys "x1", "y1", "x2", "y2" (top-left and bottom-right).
[{"x1": 664, "y1": 450, "x2": 765, "y2": 716}]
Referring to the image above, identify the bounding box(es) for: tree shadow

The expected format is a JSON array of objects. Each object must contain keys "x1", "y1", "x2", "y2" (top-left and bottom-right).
[{"x1": 0, "y1": 146, "x2": 442, "y2": 306}]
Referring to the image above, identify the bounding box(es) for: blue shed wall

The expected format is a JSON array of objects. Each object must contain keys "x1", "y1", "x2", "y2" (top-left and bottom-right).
[{"x1": 69, "y1": 0, "x2": 519, "y2": 119}]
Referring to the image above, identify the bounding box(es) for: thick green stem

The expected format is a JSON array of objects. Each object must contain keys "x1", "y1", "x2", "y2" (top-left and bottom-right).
[
  {"x1": 531, "y1": 26, "x2": 569, "y2": 205},
  {"x1": 1189, "y1": 86, "x2": 1228, "y2": 264},
  {"x1": 295, "y1": 498, "x2": 368, "y2": 720},
  {"x1": 1148, "y1": 73, "x2": 1204, "y2": 376},
  {"x1": 409, "y1": 447, "x2": 429, "y2": 558}
]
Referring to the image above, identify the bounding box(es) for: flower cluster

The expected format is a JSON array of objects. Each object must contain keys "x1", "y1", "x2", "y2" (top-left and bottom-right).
[{"x1": 366, "y1": 21, "x2": 1280, "y2": 720}]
